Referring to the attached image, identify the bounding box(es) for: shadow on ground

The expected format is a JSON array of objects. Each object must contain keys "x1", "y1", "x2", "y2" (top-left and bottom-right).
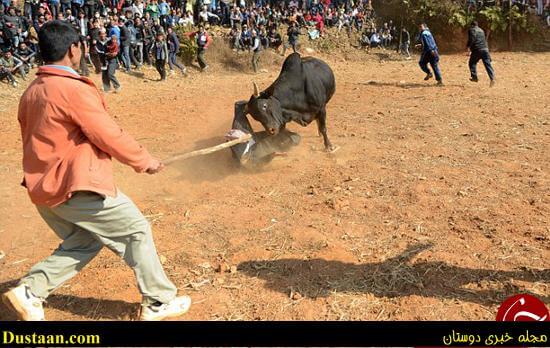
[
  {"x1": 0, "y1": 279, "x2": 139, "y2": 320},
  {"x1": 238, "y1": 243, "x2": 549, "y2": 306}
]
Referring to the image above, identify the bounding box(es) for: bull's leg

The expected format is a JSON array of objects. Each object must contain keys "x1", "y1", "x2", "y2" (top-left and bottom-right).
[
  {"x1": 316, "y1": 119, "x2": 322, "y2": 137},
  {"x1": 317, "y1": 108, "x2": 335, "y2": 151}
]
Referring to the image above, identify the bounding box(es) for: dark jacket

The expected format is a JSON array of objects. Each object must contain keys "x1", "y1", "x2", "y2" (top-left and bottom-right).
[
  {"x1": 119, "y1": 24, "x2": 131, "y2": 47},
  {"x1": 151, "y1": 40, "x2": 168, "y2": 60},
  {"x1": 167, "y1": 31, "x2": 180, "y2": 53},
  {"x1": 402, "y1": 29, "x2": 410, "y2": 43},
  {"x1": 467, "y1": 25, "x2": 488, "y2": 52}
]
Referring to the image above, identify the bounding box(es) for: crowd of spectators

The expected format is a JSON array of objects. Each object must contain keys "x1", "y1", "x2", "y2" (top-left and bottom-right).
[{"x1": 1, "y1": 0, "x2": 549, "y2": 87}]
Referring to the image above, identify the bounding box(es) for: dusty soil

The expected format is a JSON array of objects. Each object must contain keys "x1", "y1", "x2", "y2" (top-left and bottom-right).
[{"x1": 0, "y1": 49, "x2": 548, "y2": 321}]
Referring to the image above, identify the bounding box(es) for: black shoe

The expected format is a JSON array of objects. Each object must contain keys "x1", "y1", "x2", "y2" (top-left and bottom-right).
[
  {"x1": 436, "y1": 80, "x2": 444, "y2": 86},
  {"x1": 470, "y1": 77, "x2": 478, "y2": 82},
  {"x1": 424, "y1": 73, "x2": 433, "y2": 81}
]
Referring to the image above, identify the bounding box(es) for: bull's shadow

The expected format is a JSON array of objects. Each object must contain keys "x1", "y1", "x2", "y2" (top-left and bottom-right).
[
  {"x1": 0, "y1": 279, "x2": 139, "y2": 320},
  {"x1": 238, "y1": 243, "x2": 549, "y2": 306}
]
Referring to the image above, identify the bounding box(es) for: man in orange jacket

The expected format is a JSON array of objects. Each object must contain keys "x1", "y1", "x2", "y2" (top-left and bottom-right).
[{"x1": 1, "y1": 20, "x2": 191, "y2": 321}]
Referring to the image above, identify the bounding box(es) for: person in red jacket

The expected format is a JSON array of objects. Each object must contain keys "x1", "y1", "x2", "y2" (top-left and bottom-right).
[
  {"x1": 186, "y1": 24, "x2": 211, "y2": 72},
  {"x1": 313, "y1": 11, "x2": 324, "y2": 36},
  {"x1": 1, "y1": 20, "x2": 191, "y2": 321}
]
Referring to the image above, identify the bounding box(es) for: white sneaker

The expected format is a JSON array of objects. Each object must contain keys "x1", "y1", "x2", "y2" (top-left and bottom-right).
[
  {"x1": 140, "y1": 295, "x2": 191, "y2": 321},
  {"x1": 2, "y1": 284, "x2": 45, "y2": 321}
]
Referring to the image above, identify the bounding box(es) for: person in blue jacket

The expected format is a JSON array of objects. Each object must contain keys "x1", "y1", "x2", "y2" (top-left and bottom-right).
[{"x1": 415, "y1": 23, "x2": 443, "y2": 86}]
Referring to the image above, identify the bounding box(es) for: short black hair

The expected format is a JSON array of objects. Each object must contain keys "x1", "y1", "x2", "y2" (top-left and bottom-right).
[
  {"x1": 471, "y1": 20, "x2": 479, "y2": 27},
  {"x1": 38, "y1": 20, "x2": 80, "y2": 63}
]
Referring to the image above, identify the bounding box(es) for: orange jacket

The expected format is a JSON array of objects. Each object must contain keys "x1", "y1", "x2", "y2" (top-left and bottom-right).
[{"x1": 18, "y1": 66, "x2": 153, "y2": 207}]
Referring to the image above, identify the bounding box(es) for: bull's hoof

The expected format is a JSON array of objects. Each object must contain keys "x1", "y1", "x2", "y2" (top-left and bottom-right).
[{"x1": 326, "y1": 145, "x2": 340, "y2": 154}]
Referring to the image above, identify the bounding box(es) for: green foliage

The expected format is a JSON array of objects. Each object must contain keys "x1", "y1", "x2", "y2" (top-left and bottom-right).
[
  {"x1": 479, "y1": 5, "x2": 534, "y2": 33},
  {"x1": 375, "y1": 0, "x2": 536, "y2": 38},
  {"x1": 479, "y1": 6, "x2": 508, "y2": 32},
  {"x1": 174, "y1": 24, "x2": 197, "y2": 65},
  {"x1": 449, "y1": 8, "x2": 476, "y2": 28}
]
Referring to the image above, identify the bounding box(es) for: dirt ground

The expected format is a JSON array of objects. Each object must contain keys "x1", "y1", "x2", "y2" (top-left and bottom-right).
[{"x1": 0, "y1": 49, "x2": 548, "y2": 321}]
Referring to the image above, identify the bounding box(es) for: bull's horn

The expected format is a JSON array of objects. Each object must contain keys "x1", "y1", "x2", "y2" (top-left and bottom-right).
[{"x1": 252, "y1": 82, "x2": 260, "y2": 97}]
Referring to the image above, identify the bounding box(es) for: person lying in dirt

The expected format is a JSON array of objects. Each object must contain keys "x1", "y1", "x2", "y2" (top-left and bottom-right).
[{"x1": 228, "y1": 100, "x2": 301, "y2": 166}]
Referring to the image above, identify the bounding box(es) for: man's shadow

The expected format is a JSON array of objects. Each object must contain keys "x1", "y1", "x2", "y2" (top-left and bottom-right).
[
  {"x1": 0, "y1": 279, "x2": 139, "y2": 320},
  {"x1": 238, "y1": 243, "x2": 549, "y2": 306}
]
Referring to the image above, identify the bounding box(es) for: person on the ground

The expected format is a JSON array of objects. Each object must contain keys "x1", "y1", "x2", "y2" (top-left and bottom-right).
[
  {"x1": 229, "y1": 101, "x2": 301, "y2": 167},
  {"x1": 415, "y1": 23, "x2": 443, "y2": 86},
  {"x1": 0, "y1": 52, "x2": 18, "y2": 87},
  {"x1": 0, "y1": 49, "x2": 27, "y2": 80},
  {"x1": 2, "y1": 20, "x2": 191, "y2": 322},
  {"x1": 267, "y1": 26, "x2": 282, "y2": 52},
  {"x1": 198, "y1": 4, "x2": 220, "y2": 25},
  {"x1": 370, "y1": 30, "x2": 381, "y2": 48},
  {"x1": 14, "y1": 42, "x2": 37, "y2": 71},
  {"x1": 241, "y1": 23, "x2": 252, "y2": 49},
  {"x1": 360, "y1": 28, "x2": 371, "y2": 51},
  {"x1": 467, "y1": 21, "x2": 495, "y2": 87}
]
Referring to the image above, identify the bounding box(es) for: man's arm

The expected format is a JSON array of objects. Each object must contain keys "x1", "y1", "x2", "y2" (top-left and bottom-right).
[
  {"x1": 14, "y1": 52, "x2": 27, "y2": 62},
  {"x1": 68, "y1": 85, "x2": 157, "y2": 173},
  {"x1": 466, "y1": 27, "x2": 473, "y2": 50}
]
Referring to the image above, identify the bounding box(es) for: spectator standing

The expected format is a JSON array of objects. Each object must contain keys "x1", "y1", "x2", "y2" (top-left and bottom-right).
[
  {"x1": 166, "y1": 26, "x2": 186, "y2": 75},
  {"x1": 151, "y1": 31, "x2": 168, "y2": 80},
  {"x1": 250, "y1": 28, "x2": 261, "y2": 73},
  {"x1": 96, "y1": 29, "x2": 121, "y2": 92},
  {"x1": 400, "y1": 27, "x2": 411, "y2": 59},
  {"x1": 119, "y1": 17, "x2": 132, "y2": 71}
]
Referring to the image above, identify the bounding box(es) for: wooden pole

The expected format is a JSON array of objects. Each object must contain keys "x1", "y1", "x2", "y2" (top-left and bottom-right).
[{"x1": 163, "y1": 134, "x2": 253, "y2": 165}]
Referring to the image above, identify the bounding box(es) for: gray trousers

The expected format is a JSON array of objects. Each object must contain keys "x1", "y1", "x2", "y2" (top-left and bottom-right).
[
  {"x1": 252, "y1": 51, "x2": 260, "y2": 73},
  {"x1": 20, "y1": 191, "x2": 177, "y2": 306}
]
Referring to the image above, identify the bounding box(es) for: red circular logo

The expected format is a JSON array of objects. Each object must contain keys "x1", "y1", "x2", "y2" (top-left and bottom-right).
[{"x1": 496, "y1": 294, "x2": 549, "y2": 321}]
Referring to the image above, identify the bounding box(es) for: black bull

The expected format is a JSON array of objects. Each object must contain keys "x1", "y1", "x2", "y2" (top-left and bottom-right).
[{"x1": 244, "y1": 52, "x2": 336, "y2": 151}]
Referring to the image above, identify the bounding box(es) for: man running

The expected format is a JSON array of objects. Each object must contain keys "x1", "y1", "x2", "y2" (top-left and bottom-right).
[
  {"x1": 467, "y1": 21, "x2": 495, "y2": 87},
  {"x1": 416, "y1": 23, "x2": 443, "y2": 86}
]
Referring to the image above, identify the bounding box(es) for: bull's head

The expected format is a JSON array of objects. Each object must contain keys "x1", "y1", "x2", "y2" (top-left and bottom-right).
[{"x1": 245, "y1": 82, "x2": 284, "y2": 135}]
